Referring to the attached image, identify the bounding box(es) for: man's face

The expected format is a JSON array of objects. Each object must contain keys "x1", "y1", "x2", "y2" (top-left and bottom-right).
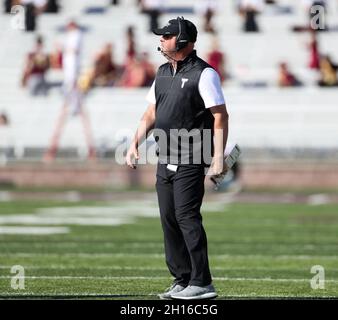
[{"x1": 160, "y1": 34, "x2": 177, "y2": 55}]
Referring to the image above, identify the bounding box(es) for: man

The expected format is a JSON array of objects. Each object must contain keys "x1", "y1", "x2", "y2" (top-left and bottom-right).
[
  {"x1": 21, "y1": 35, "x2": 50, "y2": 96},
  {"x1": 238, "y1": 0, "x2": 264, "y2": 32},
  {"x1": 20, "y1": 0, "x2": 47, "y2": 32},
  {"x1": 126, "y1": 17, "x2": 229, "y2": 300},
  {"x1": 63, "y1": 20, "x2": 83, "y2": 115}
]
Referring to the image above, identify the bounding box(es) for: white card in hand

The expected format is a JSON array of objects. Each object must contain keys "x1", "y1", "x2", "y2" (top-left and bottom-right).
[{"x1": 224, "y1": 144, "x2": 241, "y2": 169}]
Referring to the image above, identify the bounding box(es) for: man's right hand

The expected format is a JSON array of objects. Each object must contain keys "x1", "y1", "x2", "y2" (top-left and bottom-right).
[
  {"x1": 126, "y1": 144, "x2": 139, "y2": 169},
  {"x1": 209, "y1": 154, "x2": 227, "y2": 176}
]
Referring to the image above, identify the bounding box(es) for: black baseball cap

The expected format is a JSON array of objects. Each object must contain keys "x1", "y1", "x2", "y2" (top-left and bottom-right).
[{"x1": 153, "y1": 18, "x2": 197, "y2": 43}]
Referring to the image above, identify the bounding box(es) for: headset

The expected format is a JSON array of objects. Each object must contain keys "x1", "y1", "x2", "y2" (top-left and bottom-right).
[
  {"x1": 157, "y1": 16, "x2": 190, "y2": 55},
  {"x1": 175, "y1": 16, "x2": 190, "y2": 51}
]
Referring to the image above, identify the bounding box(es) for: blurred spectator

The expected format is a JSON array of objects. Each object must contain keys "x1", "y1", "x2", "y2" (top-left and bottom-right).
[
  {"x1": 4, "y1": 0, "x2": 13, "y2": 13},
  {"x1": 119, "y1": 53, "x2": 155, "y2": 88},
  {"x1": 195, "y1": 0, "x2": 217, "y2": 33},
  {"x1": 126, "y1": 26, "x2": 137, "y2": 60},
  {"x1": 44, "y1": 0, "x2": 60, "y2": 13},
  {"x1": 4, "y1": 0, "x2": 21, "y2": 13},
  {"x1": 140, "y1": 0, "x2": 164, "y2": 32},
  {"x1": 0, "y1": 112, "x2": 9, "y2": 126},
  {"x1": 139, "y1": 52, "x2": 156, "y2": 86},
  {"x1": 206, "y1": 38, "x2": 227, "y2": 83},
  {"x1": 63, "y1": 20, "x2": 83, "y2": 115},
  {"x1": 21, "y1": 0, "x2": 47, "y2": 32},
  {"x1": 317, "y1": 55, "x2": 338, "y2": 87},
  {"x1": 307, "y1": 30, "x2": 320, "y2": 69},
  {"x1": 0, "y1": 112, "x2": 11, "y2": 164},
  {"x1": 111, "y1": 0, "x2": 119, "y2": 4},
  {"x1": 278, "y1": 62, "x2": 303, "y2": 87},
  {"x1": 21, "y1": 35, "x2": 50, "y2": 96},
  {"x1": 63, "y1": 20, "x2": 82, "y2": 93},
  {"x1": 49, "y1": 42, "x2": 63, "y2": 69},
  {"x1": 90, "y1": 43, "x2": 120, "y2": 87},
  {"x1": 4, "y1": 0, "x2": 10, "y2": 13},
  {"x1": 238, "y1": 0, "x2": 264, "y2": 32}
]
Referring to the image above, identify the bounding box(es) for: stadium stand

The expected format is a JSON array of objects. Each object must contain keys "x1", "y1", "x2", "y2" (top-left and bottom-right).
[{"x1": 0, "y1": 0, "x2": 338, "y2": 161}]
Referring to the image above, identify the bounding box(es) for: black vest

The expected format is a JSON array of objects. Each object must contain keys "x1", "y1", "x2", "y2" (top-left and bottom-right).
[{"x1": 154, "y1": 50, "x2": 214, "y2": 166}]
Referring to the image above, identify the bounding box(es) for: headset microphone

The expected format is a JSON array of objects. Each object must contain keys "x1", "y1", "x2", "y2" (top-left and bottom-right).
[
  {"x1": 157, "y1": 47, "x2": 179, "y2": 62},
  {"x1": 157, "y1": 47, "x2": 177, "y2": 53}
]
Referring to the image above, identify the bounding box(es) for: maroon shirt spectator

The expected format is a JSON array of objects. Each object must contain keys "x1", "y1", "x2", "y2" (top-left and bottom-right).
[
  {"x1": 308, "y1": 31, "x2": 320, "y2": 70},
  {"x1": 278, "y1": 62, "x2": 302, "y2": 87},
  {"x1": 22, "y1": 35, "x2": 50, "y2": 95},
  {"x1": 126, "y1": 26, "x2": 136, "y2": 60},
  {"x1": 206, "y1": 39, "x2": 226, "y2": 83}
]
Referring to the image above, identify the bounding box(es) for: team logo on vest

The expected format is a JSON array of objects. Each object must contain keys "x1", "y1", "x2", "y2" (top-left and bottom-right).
[{"x1": 181, "y1": 78, "x2": 189, "y2": 88}]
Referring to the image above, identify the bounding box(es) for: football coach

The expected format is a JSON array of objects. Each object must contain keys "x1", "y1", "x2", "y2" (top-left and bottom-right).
[{"x1": 126, "y1": 17, "x2": 229, "y2": 300}]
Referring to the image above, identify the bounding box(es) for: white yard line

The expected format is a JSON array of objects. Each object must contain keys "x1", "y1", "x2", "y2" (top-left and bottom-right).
[
  {"x1": 0, "y1": 265, "x2": 320, "y2": 271},
  {"x1": 0, "y1": 293, "x2": 336, "y2": 298},
  {"x1": 1, "y1": 253, "x2": 338, "y2": 260},
  {"x1": 0, "y1": 242, "x2": 164, "y2": 248},
  {"x1": 0, "y1": 275, "x2": 337, "y2": 283},
  {"x1": 0, "y1": 226, "x2": 69, "y2": 235}
]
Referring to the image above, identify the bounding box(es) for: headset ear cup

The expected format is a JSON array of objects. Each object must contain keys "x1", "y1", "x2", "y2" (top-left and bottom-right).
[
  {"x1": 177, "y1": 40, "x2": 188, "y2": 51},
  {"x1": 176, "y1": 16, "x2": 189, "y2": 51}
]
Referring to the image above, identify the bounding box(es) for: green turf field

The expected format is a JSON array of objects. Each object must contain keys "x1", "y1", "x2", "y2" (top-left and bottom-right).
[{"x1": 0, "y1": 199, "x2": 337, "y2": 299}]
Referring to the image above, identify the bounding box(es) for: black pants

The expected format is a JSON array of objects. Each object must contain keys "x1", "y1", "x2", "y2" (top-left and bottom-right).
[
  {"x1": 25, "y1": 4, "x2": 36, "y2": 32},
  {"x1": 155, "y1": 163, "x2": 212, "y2": 287}
]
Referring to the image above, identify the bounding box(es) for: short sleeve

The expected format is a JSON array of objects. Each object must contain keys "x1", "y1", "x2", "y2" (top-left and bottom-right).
[
  {"x1": 146, "y1": 80, "x2": 156, "y2": 104},
  {"x1": 198, "y1": 68, "x2": 226, "y2": 108}
]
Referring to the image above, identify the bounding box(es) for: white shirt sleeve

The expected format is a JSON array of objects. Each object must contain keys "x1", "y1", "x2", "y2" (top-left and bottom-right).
[
  {"x1": 146, "y1": 80, "x2": 156, "y2": 104},
  {"x1": 198, "y1": 68, "x2": 226, "y2": 108}
]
